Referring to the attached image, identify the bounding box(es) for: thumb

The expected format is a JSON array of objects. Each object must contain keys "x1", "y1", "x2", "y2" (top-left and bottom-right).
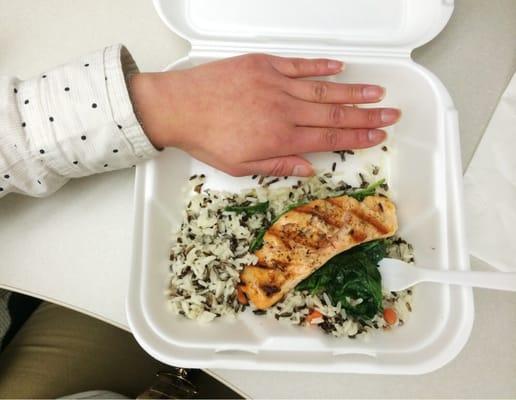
[{"x1": 244, "y1": 156, "x2": 314, "y2": 177}]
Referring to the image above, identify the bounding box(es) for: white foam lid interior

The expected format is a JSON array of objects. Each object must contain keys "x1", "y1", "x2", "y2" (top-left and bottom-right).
[{"x1": 154, "y1": 0, "x2": 454, "y2": 52}]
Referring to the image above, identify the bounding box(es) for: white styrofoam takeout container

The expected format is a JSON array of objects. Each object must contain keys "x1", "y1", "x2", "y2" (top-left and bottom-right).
[{"x1": 127, "y1": 0, "x2": 474, "y2": 374}]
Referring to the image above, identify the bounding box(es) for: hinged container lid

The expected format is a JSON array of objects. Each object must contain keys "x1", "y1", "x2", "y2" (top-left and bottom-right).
[{"x1": 153, "y1": 0, "x2": 454, "y2": 54}]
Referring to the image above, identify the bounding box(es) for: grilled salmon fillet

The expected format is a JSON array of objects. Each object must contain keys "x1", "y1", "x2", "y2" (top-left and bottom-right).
[{"x1": 239, "y1": 195, "x2": 398, "y2": 309}]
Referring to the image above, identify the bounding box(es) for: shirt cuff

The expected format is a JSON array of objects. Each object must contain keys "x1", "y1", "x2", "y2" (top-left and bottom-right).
[{"x1": 103, "y1": 44, "x2": 159, "y2": 161}]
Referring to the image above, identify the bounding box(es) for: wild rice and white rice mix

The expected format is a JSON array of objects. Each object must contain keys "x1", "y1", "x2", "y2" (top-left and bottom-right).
[{"x1": 167, "y1": 171, "x2": 414, "y2": 338}]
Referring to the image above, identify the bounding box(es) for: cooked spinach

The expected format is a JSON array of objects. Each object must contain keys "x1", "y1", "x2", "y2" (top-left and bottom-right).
[
  {"x1": 224, "y1": 201, "x2": 269, "y2": 216},
  {"x1": 297, "y1": 240, "x2": 386, "y2": 320},
  {"x1": 249, "y1": 229, "x2": 267, "y2": 252},
  {"x1": 348, "y1": 179, "x2": 386, "y2": 201}
]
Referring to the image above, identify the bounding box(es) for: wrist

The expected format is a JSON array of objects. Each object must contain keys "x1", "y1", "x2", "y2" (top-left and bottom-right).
[{"x1": 128, "y1": 72, "x2": 181, "y2": 149}]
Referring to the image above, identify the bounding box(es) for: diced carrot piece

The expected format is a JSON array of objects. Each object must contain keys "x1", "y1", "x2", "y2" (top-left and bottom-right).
[
  {"x1": 306, "y1": 309, "x2": 323, "y2": 324},
  {"x1": 237, "y1": 286, "x2": 248, "y2": 305},
  {"x1": 383, "y1": 308, "x2": 398, "y2": 325}
]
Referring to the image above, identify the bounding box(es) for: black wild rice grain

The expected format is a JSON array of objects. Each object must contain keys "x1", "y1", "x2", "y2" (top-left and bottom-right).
[
  {"x1": 358, "y1": 319, "x2": 370, "y2": 328},
  {"x1": 359, "y1": 173, "x2": 368, "y2": 188},
  {"x1": 188, "y1": 175, "x2": 198, "y2": 181},
  {"x1": 229, "y1": 237, "x2": 238, "y2": 253},
  {"x1": 253, "y1": 309, "x2": 267, "y2": 315},
  {"x1": 178, "y1": 268, "x2": 189, "y2": 279},
  {"x1": 252, "y1": 175, "x2": 258, "y2": 179},
  {"x1": 333, "y1": 151, "x2": 346, "y2": 162},
  {"x1": 380, "y1": 182, "x2": 389, "y2": 191},
  {"x1": 372, "y1": 165, "x2": 380, "y2": 175},
  {"x1": 406, "y1": 302, "x2": 412, "y2": 312},
  {"x1": 332, "y1": 162, "x2": 336, "y2": 172},
  {"x1": 258, "y1": 176, "x2": 265, "y2": 185},
  {"x1": 382, "y1": 145, "x2": 388, "y2": 152},
  {"x1": 320, "y1": 320, "x2": 335, "y2": 334},
  {"x1": 265, "y1": 177, "x2": 280, "y2": 187},
  {"x1": 336, "y1": 182, "x2": 352, "y2": 191}
]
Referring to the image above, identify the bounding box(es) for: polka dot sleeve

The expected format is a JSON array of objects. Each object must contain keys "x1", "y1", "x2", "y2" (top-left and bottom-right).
[{"x1": 0, "y1": 44, "x2": 158, "y2": 198}]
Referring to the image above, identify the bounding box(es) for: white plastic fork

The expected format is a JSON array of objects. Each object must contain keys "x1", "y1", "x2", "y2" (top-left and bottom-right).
[{"x1": 378, "y1": 258, "x2": 516, "y2": 292}]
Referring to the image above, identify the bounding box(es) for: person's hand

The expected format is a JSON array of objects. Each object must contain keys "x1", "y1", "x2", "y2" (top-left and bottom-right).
[{"x1": 130, "y1": 54, "x2": 400, "y2": 177}]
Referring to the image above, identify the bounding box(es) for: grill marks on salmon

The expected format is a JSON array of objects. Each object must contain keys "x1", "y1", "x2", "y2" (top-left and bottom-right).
[{"x1": 239, "y1": 195, "x2": 398, "y2": 309}]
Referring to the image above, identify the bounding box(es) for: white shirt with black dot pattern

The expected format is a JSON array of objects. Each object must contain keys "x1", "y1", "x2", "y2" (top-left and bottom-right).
[{"x1": 0, "y1": 44, "x2": 158, "y2": 198}]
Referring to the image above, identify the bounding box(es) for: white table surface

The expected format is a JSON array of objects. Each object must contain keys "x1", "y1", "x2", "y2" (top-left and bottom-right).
[{"x1": 1, "y1": 0, "x2": 516, "y2": 398}]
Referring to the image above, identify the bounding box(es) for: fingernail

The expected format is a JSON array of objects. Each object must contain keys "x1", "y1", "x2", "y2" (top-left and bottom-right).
[
  {"x1": 381, "y1": 109, "x2": 401, "y2": 123},
  {"x1": 293, "y1": 164, "x2": 314, "y2": 177},
  {"x1": 327, "y1": 60, "x2": 344, "y2": 71},
  {"x1": 368, "y1": 129, "x2": 386, "y2": 142},
  {"x1": 362, "y1": 86, "x2": 385, "y2": 101}
]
